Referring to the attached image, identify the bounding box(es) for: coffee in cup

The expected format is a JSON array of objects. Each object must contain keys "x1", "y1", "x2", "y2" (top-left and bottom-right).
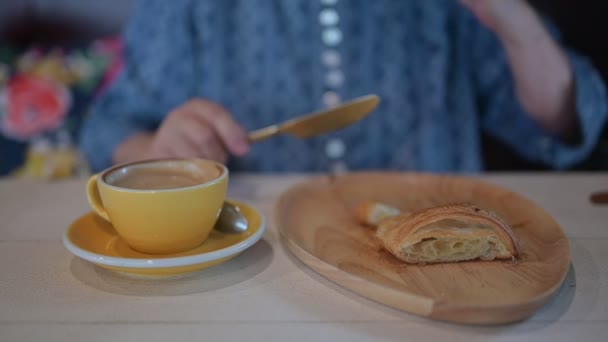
[
  {"x1": 86, "y1": 159, "x2": 228, "y2": 254},
  {"x1": 107, "y1": 162, "x2": 221, "y2": 190}
]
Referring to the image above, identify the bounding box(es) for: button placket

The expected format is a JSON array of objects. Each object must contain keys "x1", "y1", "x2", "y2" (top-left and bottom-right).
[
  {"x1": 319, "y1": 0, "x2": 347, "y2": 173},
  {"x1": 319, "y1": 0, "x2": 343, "y2": 109}
]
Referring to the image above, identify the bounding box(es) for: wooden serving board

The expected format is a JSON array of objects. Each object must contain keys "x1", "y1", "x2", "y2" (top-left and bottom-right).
[{"x1": 275, "y1": 173, "x2": 570, "y2": 325}]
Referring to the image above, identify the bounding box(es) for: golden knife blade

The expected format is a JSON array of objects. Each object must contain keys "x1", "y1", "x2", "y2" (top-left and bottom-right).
[{"x1": 248, "y1": 94, "x2": 380, "y2": 143}]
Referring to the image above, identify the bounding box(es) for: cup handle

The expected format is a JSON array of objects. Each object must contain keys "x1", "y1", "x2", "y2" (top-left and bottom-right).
[{"x1": 86, "y1": 174, "x2": 111, "y2": 221}]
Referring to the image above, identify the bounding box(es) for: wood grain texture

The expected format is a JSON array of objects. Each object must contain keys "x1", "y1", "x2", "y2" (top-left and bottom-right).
[{"x1": 276, "y1": 173, "x2": 571, "y2": 325}]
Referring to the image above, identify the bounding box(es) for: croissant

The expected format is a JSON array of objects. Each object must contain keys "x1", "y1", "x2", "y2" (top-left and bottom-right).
[{"x1": 356, "y1": 202, "x2": 519, "y2": 264}]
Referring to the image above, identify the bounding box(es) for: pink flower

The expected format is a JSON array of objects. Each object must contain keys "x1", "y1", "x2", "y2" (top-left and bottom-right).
[{"x1": 1, "y1": 74, "x2": 71, "y2": 140}]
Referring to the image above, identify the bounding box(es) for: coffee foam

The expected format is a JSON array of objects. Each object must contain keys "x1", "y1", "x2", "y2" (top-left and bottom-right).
[{"x1": 104, "y1": 160, "x2": 223, "y2": 190}]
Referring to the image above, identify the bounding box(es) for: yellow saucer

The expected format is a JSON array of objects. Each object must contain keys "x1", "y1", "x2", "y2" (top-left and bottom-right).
[{"x1": 63, "y1": 200, "x2": 265, "y2": 277}]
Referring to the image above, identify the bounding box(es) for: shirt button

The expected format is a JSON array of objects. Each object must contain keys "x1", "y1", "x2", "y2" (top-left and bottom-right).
[
  {"x1": 322, "y1": 28, "x2": 342, "y2": 46},
  {"x1": 325, "y1": 138, "x2": 346, "y2": 159},
  {"x1": 319, "y1": 8, "x2": 339, "y2": 26},
  {"x1": 325, "y1": 70, "x2": 344, "y2": 88},
  {"x1": 322, "y1": 91, "x2": 341, "y2": 108},
  {"x1": 321, "y1": 50, "x2": 341, "y2": 68}
]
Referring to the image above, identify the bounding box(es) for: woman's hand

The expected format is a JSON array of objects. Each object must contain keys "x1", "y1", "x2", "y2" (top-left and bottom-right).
[
  {"x1": 114, "y1": 98, "x2": 250, "y2": 164},
  {"x1": 460, "y1": 0, "x2": 578, "y2": 140},
  {"x1": 459, "y1": 0, "x2": 534, "y2": 40}
]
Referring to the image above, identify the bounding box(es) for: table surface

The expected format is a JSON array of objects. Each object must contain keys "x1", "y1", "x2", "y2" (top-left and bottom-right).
[{"x1": 1, "y1": 173, "x2": 607, "y2": 342}]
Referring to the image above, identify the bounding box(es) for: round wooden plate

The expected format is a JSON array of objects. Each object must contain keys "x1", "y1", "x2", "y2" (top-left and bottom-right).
[{"x1": 276, "y1": 173, "x2": 570, "y2": 325}]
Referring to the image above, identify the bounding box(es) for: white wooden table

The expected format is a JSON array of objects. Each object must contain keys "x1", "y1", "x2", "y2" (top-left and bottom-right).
[{"x1": 1, "y1": 173, "x2": 607, "y2": 342}]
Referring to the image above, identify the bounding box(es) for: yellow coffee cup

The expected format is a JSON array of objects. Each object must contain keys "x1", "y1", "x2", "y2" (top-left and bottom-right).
[{"x1": 86, "y1": 159, "x2": 228, "y2": 254}]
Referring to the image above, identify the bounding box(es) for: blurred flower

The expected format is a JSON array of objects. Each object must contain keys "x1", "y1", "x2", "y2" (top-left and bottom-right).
[{"x1": 0, "y1": 74, "x2": 71, "y2": 140}]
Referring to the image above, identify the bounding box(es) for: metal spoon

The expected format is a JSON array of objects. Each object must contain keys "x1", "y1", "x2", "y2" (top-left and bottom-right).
[{"x1": 214, "y1": 202, "x2": 249, "y2": 234}]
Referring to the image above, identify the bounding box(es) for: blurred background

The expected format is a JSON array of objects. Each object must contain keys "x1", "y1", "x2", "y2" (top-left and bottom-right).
[{"x1": 0, "y1": 0, "x2": 606, "y2": 178}]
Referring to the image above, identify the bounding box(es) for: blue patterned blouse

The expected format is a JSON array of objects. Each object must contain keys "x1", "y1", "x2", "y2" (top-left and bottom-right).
[{"x1": 80, "y1": 0, "x2": 608, "y2": 173}]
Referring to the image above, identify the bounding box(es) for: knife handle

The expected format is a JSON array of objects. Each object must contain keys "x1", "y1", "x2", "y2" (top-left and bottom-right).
[
  {"x1": 590, "y1": 191, "x2": 608, "y2": 205},
  {"x1": 248, "y1": 125, "x2": 280, "y2": 143}
]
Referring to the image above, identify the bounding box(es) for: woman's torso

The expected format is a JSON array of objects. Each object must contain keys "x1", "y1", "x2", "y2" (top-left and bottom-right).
[{"x1": 163, "y1": 0, "x2": 484, "y2": 172}]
